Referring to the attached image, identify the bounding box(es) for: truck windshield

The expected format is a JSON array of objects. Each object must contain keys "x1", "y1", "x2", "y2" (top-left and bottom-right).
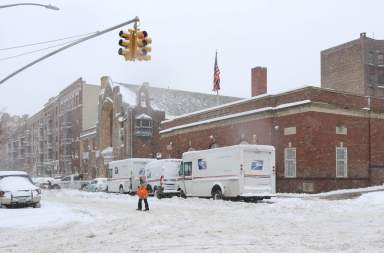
[{"x1": 164, "y1": 162, "x2": 180, "y2": 177}]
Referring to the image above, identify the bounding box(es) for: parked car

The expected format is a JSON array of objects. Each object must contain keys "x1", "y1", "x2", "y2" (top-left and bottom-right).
[
  {"x1": 84, "y1": 178, "x2": 108, "y2": 192},
  {"x1": 144, "y1": 159, "x2": 181, "y2": 198},
  {"x1": 177, "y1": 144, "x2": 276, "y2": 201},
  {"x1": 32, "y1": 177, "x2": 55, "y2": 189},
  {"x1": 0, "y1": 171, "x2": 41, "y2": 208},
  {"x1": 51, "y1": 174, "x2": 88, "y2": 190},
  {"x1": 107, "y1": 158, "x2": 154, "y2": 194}
]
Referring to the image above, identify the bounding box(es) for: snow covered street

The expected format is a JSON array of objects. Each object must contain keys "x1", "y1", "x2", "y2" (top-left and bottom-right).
[{"x1": 1, "y1": 189, "x2": 384, "y2": 253}]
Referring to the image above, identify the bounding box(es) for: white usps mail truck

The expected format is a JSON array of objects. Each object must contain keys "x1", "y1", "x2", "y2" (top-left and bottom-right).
[
  {"x1": 177, "y1": 144, "x2": 275, "y2": 201},
  {"x1": 107, "y1": 158, "x2": 154, "y2": 194},
  {"x1": 144, "y1": 159, "x2": 182, "y2": 198}
]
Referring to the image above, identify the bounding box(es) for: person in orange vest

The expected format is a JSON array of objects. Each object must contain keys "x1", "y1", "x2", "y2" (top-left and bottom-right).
[{"x1": 136, "y1": 177, "x2": 149, "y2": 211}]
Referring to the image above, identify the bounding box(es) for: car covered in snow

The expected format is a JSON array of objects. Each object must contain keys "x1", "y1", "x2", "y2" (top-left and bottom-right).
[
  {"x1": 84, "y1": 178, "x2": 108, "y2": 192},
  {"x1": 0, "y1": 171, "x2": 41, "y2": 208},
  {"x1": 32, "y1": 176, "x2": 55, "y2": 189}
]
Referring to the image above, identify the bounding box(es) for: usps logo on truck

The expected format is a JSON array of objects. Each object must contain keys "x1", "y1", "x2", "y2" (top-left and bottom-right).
[
  {"x1": 198, "y1": 159, "x2": 207, "y2": 170},
  {"x1": 251, "y1": 160, "x2": 263, "y2": 170}
]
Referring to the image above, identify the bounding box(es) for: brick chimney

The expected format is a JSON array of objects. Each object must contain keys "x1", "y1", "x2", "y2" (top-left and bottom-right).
[{"x1": 251, "y1": 67, "x2": 267, "y2": 97}]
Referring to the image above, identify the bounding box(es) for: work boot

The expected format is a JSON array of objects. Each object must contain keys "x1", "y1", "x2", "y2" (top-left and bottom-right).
[
  {"x1": 136, "y1": 208, "x2": 141, "y2": 211},
  {"x1": 144, "y1": 208, "x2": 149, "y2": 211}
]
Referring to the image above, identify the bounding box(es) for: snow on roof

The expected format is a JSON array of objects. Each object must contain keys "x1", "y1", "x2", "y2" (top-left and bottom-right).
[
  {"x1": 0, "y1": 171, "x2": 28, "y2": 177},
  {"x1": 160, "y1": 100, "x2": 311, "y2": 134},
  {"x1": 136, "y1": 113, "x2": 152, "y2": 120},
  {"x1": 116, "y1": 84, "x2": 137, "y2": 106},
  {"x1": 101, "y1": 147, "x2": 113, "y2": 154},
  {"x1": 162, "y1": 86, "x2": 315, "y2": 124},
  {"x1": 113, "y1": 82, "x2": 241, "y2": 118}
]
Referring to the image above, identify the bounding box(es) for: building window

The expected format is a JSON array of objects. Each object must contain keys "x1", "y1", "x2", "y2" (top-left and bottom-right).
[
  {"x1": 336, "y1": 125, "x2": 347, "y2": 135},
  {"x1": 135, "y1": 118, "x2": 152, "y2": 137},
  {"x1": 284, "y1": 148, "x2": 296, "y2": 178},
  {"x1": 378, "y1": 69, "x2": 384, "y2": 85},
  {"x1": 368, "y1": 51, "x2": 375, "y2": 65},
  {"x1": 378, "y1": 53, "x2": 384, "y2": 65},
  {"x1": 336, "y1": 147, "x2": 348, "y2": 177},
  {"x1": 368, "y1": 65, "x2": 376, "y2": 84}
]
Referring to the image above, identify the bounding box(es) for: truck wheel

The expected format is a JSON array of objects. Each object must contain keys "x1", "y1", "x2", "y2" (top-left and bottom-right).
[
  {"x1": 52, "y1": 184, "x2": 60, "y2": 190},
  {"x1": 33, "y1": 202, "x2": 41, "y2": 208},
  {"x1": 179, "y1": 189, "x2": 186, "y2": 199},
  {"x1": 154, "y1": 188, "x2": 162, "y2": 199},
  {"x1": 119, "y1": 186, "x2": 124, "y2": 194},
  {"x1": 212, "y1": 189, "x2": 223, "y2": 200}
]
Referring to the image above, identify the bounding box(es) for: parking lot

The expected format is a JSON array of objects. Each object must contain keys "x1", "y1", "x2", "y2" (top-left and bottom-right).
[{"x1": 0, "y1": 188, "x2": 383, "y2": 253}]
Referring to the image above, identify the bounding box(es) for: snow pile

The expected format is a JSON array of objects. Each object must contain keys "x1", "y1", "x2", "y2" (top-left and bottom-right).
[
  {"x1": 1, "y1": 189, "x2": 384, "y2": 252},
  {"x1": 0, "y1": 202, "x2": 93, "y2": 228}
]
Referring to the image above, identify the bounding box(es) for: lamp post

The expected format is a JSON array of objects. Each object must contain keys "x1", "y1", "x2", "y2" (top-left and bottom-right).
[{"x1": 0, "y1": 3, "x2": 59, "y2": 10}]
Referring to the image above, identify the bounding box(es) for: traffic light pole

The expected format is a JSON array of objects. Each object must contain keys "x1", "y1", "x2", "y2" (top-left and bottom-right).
[{"x1": 0, "y1": 16, "x2": 140, "y2": 85}]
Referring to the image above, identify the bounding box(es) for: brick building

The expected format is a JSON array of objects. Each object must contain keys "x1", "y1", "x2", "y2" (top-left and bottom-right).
[
  {"x1": 159, "y1": 64, "x2": 384, "y2": 193},
  {"x1": 322, "y1": 33, "x2": 384, "y2": 97},
  {"x1": 80, "y1": 76, "x2": 240, "y2": 179},
  {"x1": 4, "y1": 78, "x2": 99, "y2": 176}
]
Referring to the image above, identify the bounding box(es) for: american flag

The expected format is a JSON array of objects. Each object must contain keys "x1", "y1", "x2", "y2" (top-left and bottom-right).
[{"x1": 212, "y1": 51, "x2": 221, "y2": 93}]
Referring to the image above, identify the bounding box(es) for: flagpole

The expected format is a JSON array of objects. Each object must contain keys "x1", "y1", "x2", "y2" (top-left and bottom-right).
[{"x1": 213, "y1": 50, "x2": 221, "y2": 105}]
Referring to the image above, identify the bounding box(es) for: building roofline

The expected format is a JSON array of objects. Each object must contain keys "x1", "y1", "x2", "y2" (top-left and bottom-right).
[
  {"x1": 162, "y1": 85, "x2": 377, "y2": 124},
  {"x1": 113, "y1": 81, "x2": 241, "y2": 100}
]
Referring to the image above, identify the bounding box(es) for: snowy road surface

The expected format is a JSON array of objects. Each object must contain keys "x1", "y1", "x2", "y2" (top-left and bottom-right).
[{"x1": 1, "y1": 189, "x2": 384, "y2": 253}]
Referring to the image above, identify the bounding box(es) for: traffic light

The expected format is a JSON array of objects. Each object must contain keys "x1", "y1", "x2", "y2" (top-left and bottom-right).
[
  {"x1": 118, "y1": 29, "x2": 136, "y2": 61},
  {"x1": 135, "y1": 30, "x2": 152, "y2": 61}
]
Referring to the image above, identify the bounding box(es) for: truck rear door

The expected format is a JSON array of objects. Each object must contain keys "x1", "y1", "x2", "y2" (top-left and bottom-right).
[{"x1": 242, "y1": 150, "x2": 275, "y2": 196}]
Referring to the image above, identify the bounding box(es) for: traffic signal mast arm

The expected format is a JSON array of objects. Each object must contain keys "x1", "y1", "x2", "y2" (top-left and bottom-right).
[{"x1": 0, "y1": 16, "x2": 140, "y2": 85}]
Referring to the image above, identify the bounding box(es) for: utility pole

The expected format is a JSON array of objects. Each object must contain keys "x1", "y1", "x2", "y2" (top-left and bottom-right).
[{"x1": 0, "y1": 16, "x2": 140, "y2": 85}]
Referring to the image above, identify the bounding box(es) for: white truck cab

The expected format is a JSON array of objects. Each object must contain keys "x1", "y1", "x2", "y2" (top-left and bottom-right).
[
  {"x1": 107, "y1": 158, "x2": 154, "y2": 194},
  {"x1": 52, "y1": 174, "x2": 88, "y2": 190},
  {"x1": 144, "y1": 159, "x2": 181, "y2": 198},
  {"x1": 177, "y1": 144, "x2": 276, "y2": 201}
]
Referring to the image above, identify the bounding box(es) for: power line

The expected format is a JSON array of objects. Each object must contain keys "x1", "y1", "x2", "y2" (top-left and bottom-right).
[
  {"x1": 0, "y1": 38, "x2": 82, "y2": 61},
  {"x1": 0, "y1": 31, "x2": 98, "y2": 51},
  {"x1": 0, "y1": 16, "x2": 140, "y2": 85}
]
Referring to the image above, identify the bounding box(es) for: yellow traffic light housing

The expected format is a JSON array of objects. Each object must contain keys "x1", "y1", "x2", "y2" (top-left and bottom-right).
[
  {"x1": 118, "y1": 26, "x2": 151, "y2": 61},
  {"x1": 118, "y1": 29, "x2": 137, "y2": 61},
  {"x1": 136, "y1": 30, "x2": 152, "y2": 61}
]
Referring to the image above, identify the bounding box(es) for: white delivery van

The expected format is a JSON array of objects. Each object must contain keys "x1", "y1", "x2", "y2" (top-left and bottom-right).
[
  {"x1": 177, "y1": 144, "x2": 275, "y2": 201},
  {"x1": 144, "y1": 159, "x2": 182, "y2": 198},
  {"x1": 107, "y1": 158, "x2": 154, "y2": 194}
]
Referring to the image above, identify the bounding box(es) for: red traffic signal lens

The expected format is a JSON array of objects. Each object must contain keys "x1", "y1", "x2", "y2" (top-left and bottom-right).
[{"x1": 137, "y1": 31, "x2": 148, "y2": 39}]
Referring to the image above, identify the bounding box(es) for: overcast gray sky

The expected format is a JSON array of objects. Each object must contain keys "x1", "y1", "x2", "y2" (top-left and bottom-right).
[{"x1": 0, "y1": 0, "x2": 383, "y2": 115}]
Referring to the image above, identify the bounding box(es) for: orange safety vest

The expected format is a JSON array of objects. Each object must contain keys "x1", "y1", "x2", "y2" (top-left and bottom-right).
[{"x1": 137, "y1": 185, "x2": 148, "y2": 199}]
